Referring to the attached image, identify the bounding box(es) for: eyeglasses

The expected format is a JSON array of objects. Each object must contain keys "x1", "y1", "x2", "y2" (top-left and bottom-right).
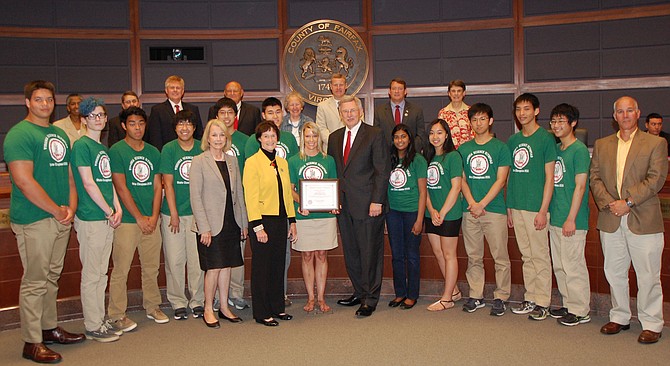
[
  {"x1": 86, "y1": 112, "x2": 107, "y2": 120},
  {"x1": 550, "y1": 119, "x2": 569, "y2": 125},
  {"x1": 176, "y1": 121, "x2": 193, "y2": 127}
]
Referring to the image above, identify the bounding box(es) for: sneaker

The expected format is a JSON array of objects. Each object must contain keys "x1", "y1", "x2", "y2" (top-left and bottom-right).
[
  {"x1": 462, "y1": 298, "x2": 485, "y2": 313},
  {"x1": 511, "y1": 301, "x2": 536, "y2": 315},
  {"x1": 174, "y1": 307, "x2": 188, "y2": 320},
  {"x1": 529, "y1": 305, "x2": 549, "y2": 321},
  {"x1": 110, "y1": 316, "x2": 137, "y2": 333},
  {"x1": 213, "y1": 298, "x2": 221, "y2": 312},
  {"x1": 490, "y1": 299, "x2": 506, "y2": 316},
  {"x1": 103, "y1": 320, "x2": 123, "y2": 336},
  {"x1": 558, "y1": 313, "x2": 591, "y2": 326},
  {"x1": 192, "y1": 306, "x2": 204, "y2": 318},
  {"x1": 228, "y1": 297, "x2": 250, "y2": 310},
  {"x1": 284, "y1": 296, "x2": 292, "y2": 307},
  {"x1": 549, "y1": 307, "x2": 568, "y2": 319},
  {"x1": 147, "y1": 308, "x2": 170, "y2": 324},
  {"x1": 85, "y1": 324, "x2": 120, "y2": 343}
]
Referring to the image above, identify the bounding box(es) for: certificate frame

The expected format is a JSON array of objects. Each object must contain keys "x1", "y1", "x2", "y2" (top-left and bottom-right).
[{"x1": 299, "y1": 178, "x2": 339, "y2": 212}]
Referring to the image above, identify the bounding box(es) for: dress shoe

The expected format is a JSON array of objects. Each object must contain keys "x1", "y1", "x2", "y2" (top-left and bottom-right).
[
  {"x1": 400, "y1": 299, "x2": 416, "y2": 309},
  {"x1": 203, "y1": 316, "x2": 220, "y2": 328},
  {"x1": 355, "y1": 305, "x2": 375, "y2": 317},
  {"x1": 218, "y1": 310, "x2": 243, "y2": 323},
  {"x1": 256, "y1": 318, "x2": 279, "y2": 327},
  {"x1": 23, "y1": 342, "x2": 62, "y2": 364},
  {"x1": 42, "y1": 327, "x2": 85, "y2": 344},
  {"x1": 388, "y1": 297, "x2": 405, "y2": 307},
  {"x1": 600, "y1": 322, "x2": 630, "y2": 334},
  {"x1": 274, "y1": 313, "x2": 293, "y2": 321},
  {"x1": 337, "y1": 295, "x2": 361, "y2": 307},
  {"x1": 638, "y1": 330, "x2": 662, "y2": 344}
]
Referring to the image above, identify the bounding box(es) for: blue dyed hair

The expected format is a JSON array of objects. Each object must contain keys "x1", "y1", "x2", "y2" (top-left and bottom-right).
[{"x1": 79, "y1": 96, "x2": 106, "y2": 117}]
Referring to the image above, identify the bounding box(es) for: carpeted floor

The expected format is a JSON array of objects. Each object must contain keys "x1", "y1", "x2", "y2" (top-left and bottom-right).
[{"x1": 1, "y1": 296, "x2": 668, "y2": 366}]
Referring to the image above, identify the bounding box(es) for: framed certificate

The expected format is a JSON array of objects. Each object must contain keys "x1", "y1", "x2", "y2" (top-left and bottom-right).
[{"x1": 299, "y1": 179, "x2": 339, "y2": 212}]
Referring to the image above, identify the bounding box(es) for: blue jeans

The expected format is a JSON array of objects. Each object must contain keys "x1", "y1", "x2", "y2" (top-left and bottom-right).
[{"x1": 386, "y1": 209, "x2": 421, "y2": 300}]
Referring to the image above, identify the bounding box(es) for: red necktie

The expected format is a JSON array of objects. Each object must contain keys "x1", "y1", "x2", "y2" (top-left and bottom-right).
[
  {"x1": 343, "y1": 130, "x2": 351, "y2": 164},
  {"x1": 234, "y1": 116, "x2": 239, "y2": 130},
  {"x1": 175, "y1": 105, "x2": 180, "y2": 113},
  {"x1": 394, "y1": 105, "x2": 401, "y2": 125}
]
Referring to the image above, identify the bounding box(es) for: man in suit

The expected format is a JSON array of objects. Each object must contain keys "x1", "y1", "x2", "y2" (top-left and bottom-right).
[
  {"x1": 373, "y1": 78, "x2": 426, "y2": 153},
  {"x1": 106, "y1": 91, "x2": 140, "y2": 147},
  {"x1": 316, "y1": 73, "x2": 347, "y2": 149},
  {"x1": 590, "y1": 96, "x2": 668, "y2": 344},
  {"x1": 644, "y1": 113, "x2": 670, "y2": 155},
  {"x1": 207, "y1": 81, "x2": 261, "y2": 136},
  {"x1": 327, "y1": 95, "x2": 390, "y2": 317},
  {"x1": 147, "y1": 75, "x2": 203, "y2": 150}
]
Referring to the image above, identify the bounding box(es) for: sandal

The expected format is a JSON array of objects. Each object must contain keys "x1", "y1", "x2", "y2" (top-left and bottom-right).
[
  {"x1": 317, "y1": 300, "x2": 331, "y2": 313},
  {"x1": 452, "y1": 290, "x2": 462, "y2": 302},
  {"x1": 303, "y1": 299, "x2": 315, "y2": 312},
  {"x1": 427, "y1": 299, "x2": 454, "y2": 312}
]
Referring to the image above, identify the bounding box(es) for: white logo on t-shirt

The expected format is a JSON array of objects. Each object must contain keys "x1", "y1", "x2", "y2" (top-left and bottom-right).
[
  {"x1": 469, "y1": 154, "x2": 489, "y2": 176},
  {"x1": 302, "y1": 165, "x2": 324, "y2": 180},
  {"x1": 513, "y1": 147, "x2": 530, "y2": 169},
  {"x1": 179, "y1": 160, "x2": 191, "y2": 181},
  {"x1": 389, "y1": 168, "x2": 407, "y2": 188},
  {"x1": 275, "y1": 145, "x2": 288, "y2": 159},
  {"x1": 131, "y1": 160, "x2": 151, "y2": 183},
  {"x1": 427, "y1": 165, "x2": 440, "y2": 187},
  {"x1": 554, "y1": 159, "x2": 564, "y2": 184},
  {"x1": 99, "y1": 155, "x2": 112, "y2": 178},
  {"x1": 48, "y1": 137, "x2": 66, "y2": 162}
]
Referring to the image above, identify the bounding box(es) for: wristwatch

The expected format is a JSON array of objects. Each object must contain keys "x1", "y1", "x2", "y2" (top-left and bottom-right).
[{"x1": 625, "y1": 198, "x2": 634, "y2": 208}]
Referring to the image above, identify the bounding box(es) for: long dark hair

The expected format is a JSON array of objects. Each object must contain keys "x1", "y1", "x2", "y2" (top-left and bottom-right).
[
  {"x1": 424, "y1": 118, "x2": 455, "y2": 163},
  {"x1": 390, "y1": 124, "x2": 416, "y2": 171}
]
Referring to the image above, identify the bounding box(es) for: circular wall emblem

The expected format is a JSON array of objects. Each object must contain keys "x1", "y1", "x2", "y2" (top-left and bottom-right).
[
  {"x1": 179, "y1": 160, "x2": 191, "y2": 181},
  {"x1": 99, "y1": 154, "x2": 112, "y2": 178},
  {"x1": 131, "y1": 160, "x2": 151, "y2": 183},
  {"x1": 554, "y1": 160, "x2": 564, "y2": 184},
  {"x1": 389, "y1": 168, "x2": 407, "y2": 188},
  {"x1": 513, "y1": 147, "x2": 530, "y2": 169},
  {"x1": 302, "y1": 165, "x2": 324, "y2": 180},
  {"x1": 469, "y1": 154, "x2": 489, "y2": 176},
  {"x1": 48, "y1": 137, "x2": 66, "y2": 162},
  {"x1": 283, "y1": 19, "x2": 369, "y2": 106},
  {"x1": 427, "y1": 164, "x2": 440, "y2": 187}
]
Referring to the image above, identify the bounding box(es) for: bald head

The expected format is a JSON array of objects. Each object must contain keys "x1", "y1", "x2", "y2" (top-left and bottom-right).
[
  {"x1": 224, "y1": 81, "x2": 244, "y2": 104},
  {"x1": 613, "y1": 96, "x2": 638, "y2": 113},
  {"x1": 613, "y1": 96, "x2": 641, "y2": 133}
]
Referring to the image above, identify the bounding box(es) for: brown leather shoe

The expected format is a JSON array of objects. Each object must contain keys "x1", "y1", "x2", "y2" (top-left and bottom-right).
[
  {"x1": 42, "y1": 327, "x2": 85, "y2": 345},
  {"x1": 22, "y1": 342, "x2": 62, "y2": 364},
  {"x1": 600, "y1": 322, "x2": 631, "y2": 334},
  {"x1": 638, "y1": 330, "x2": 662, "y2": 344}
]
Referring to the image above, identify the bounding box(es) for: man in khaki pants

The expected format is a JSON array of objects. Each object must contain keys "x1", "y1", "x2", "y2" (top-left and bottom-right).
[{"x1": 5, "y1": 80, "x2": 85, "y2": 363}]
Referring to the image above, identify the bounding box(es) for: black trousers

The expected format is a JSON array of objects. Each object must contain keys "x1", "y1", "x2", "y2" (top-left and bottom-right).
[
  {"x1": 250, "y1": 215, "x2": 287, "y2": 320},
  {"x1": 337, "y1": 208, "x2": 385, "y2": 308}
]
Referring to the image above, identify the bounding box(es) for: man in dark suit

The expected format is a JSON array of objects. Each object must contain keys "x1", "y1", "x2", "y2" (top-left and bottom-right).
[
  {"x1": 373, "y1": 78, "x2": 426, "y2": 153},
  {"x1": 106, "y1": 90, "x2": 140, "y2": 147},
  {"x1": 146, "y1": 75, "x2": 203, "y2": 150},
  {"x1": 207, "y1": 81, "x2": 261, "y2": 136},
  {"x1": 590, "y1": 96, "x2": 668, "y2": 344},
  {"x1": 327, "y1": 95, "x2": 390, "y2": 317}
]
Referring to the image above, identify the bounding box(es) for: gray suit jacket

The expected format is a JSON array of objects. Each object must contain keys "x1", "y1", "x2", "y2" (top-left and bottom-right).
[
  {"x1": 373, "y1": 100, "x2": 426, "y2": 153},
  {"x1": 316, "y1": 97, "x2": 343, "y2": 149},
  {"x1": 590, "y1": 130, "x2": 668, "y2": 234},
  {"x1": 190, "y1": 149, "x2": 248, "y2": 236}
]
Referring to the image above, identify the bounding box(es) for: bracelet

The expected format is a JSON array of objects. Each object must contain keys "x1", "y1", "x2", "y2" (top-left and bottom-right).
[
  {"x1": 105, "y1": 207, "x2": 115, "y2": 218},
  {"x1": 253, "y1": 224, "x2": 264, "y2": 233}
]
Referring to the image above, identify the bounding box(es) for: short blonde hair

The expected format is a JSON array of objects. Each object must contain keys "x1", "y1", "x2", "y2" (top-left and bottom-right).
[
  {"x1": 165, "y1": 75, "x2": 185, "y2": 89},
  {"x1": 299, "y1": 122, "x2": 327, "y2": 159},
  {"x1": 284, "y1": 91, "x2": 304, "y2": 111},
  {"x1": 201, "y1": 119, "x2": 231, "y2": 152}
]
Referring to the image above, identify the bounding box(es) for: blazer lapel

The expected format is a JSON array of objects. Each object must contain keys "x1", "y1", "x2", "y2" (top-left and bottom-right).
[
  {"x1": 622, "y1": 132, "x2": 644, "y2": 186},
  {"x1": 204, "y1": 150, "x2": 225, "y2": 186},
  {"x1": 344, "y1": 124, "x2": 367, "y2": 171}
]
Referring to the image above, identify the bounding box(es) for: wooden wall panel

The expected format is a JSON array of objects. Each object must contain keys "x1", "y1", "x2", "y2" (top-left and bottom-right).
[{"x1": 287, "y1": 0, "x2": 363, "y2": 27}]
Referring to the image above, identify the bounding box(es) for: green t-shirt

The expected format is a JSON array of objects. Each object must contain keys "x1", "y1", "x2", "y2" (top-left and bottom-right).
[
  {"x1": 388, "y1": 154, "x2": 428, "y2": 212},
  {"x1": 426, "y1": 151, "x2": 463, "y2": 221},
  {"x1": 159, "y1": 139, "x2": 202, "y2": 216},
  {"x1": 228, "y1": 130, "x2": 248, "y2": 177},
  {"x1": 109, "y1": 140, "x2": 161, "y2": 223},
  {"x1": 244, "y1": 130, "x2": 299, "y2": 161},
  {"x1": 550, "y1": 140, "x2": 590, "y2": 230},
  {"x1": 71, "y1": 136, "x2": 114, "y2": 221},
  {"x1": 507, "y1": 128, "x2": 557, "y2": 212},
  {"x1": 4, "y1": 120, "x2": 72, "y2": 225},
  {"x1": 288, "y1": 153, "x2": 337, "y2": 220},
  {"x1": 459, "y1": 138, "x2": 511, "y2": 215}
]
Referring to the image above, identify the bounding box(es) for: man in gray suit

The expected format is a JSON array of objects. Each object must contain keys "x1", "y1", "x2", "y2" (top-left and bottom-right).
[
  {"x1": 327, "y1": 95, "x2": 390, "y2": 317},
  {"x1": 590, "y1": 96, "x2": 668, "y2": 344},
  {"x1": 373, "y1": 78, "x2": 426, "y2": 153},
  {"x1": 316, "y1": 73, "x2": 347, "y2": 149}
]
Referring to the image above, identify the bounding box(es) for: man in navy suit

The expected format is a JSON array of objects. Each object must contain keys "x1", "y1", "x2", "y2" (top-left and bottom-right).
[
  {"x1": 146, "y1": 75, "x2": 202, "y2": 150},
  {"x1": 207, "y1": 81, "x2": 261, "y2": 136},
  {"x1": 373, "y1": 78, "x2": 426, "y2": 153},
  {"x1": 327, "y1": 95, "x2": 390, "y2": 317}
]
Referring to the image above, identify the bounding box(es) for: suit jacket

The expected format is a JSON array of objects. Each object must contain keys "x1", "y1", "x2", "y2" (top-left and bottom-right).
[
  {"x1": 373, "y1": 100, "x2": 426, "y2": 153},
  {"x1": 316, "y1": 97, "x2": 343, "y2": 149},
  {"x1": 327, "y1": 123, "x2": 390, "y2": 219},
  {"x1": 208, "y1": 100, "x2": 261, "y2": 137},
  {"x1": 147, "y1": 100, "x2": 203, "y2": 150},
  {"x1": 106, "y1": 115, "x2": 125, "y2": 148},
  {"x1": 589, "y1": 130, "x2": 668, "y2": 234},
  {"x1": 242, "y1": 150, "x2": 296, "y2": 222},
  {"x1": 190, "y1": 150, "x2": 247, "y2": 236}
]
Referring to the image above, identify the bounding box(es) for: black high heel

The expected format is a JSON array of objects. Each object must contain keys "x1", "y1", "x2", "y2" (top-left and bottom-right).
[
  {"x1": 256, "y1": 318, "x2": 279, "y2": 326},
  {"x1": 218, "y1": 310, "x2": 243, "y2": 323}
]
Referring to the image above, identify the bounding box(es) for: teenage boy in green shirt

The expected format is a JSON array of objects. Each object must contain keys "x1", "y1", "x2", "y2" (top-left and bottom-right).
[
  {"x1": 547, "y1": 104, "x2": 591, "y2": 326},
  {"x1": 459, "y1": 103, "x2": 512, "y2": 316},
  {"x1": 507, "y1": 93, "x2": 557, "y2": 321}
]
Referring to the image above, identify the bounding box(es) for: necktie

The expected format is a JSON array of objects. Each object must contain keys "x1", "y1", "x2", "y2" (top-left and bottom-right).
[
  {"x1": 394, "y1": 105, "x2": 401, "y2": 124},
  {"x1": 343, "y1": 130, "x2": 352, "y2": 164},
  {"x1": 234, "y1": 116, "x2": 239, "y2": 130},
  {"x1": 175, "y1": 105, "x2": 180, "y2": 113}
]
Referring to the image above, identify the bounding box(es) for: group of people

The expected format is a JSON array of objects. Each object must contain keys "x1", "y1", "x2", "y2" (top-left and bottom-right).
[{"x1": 4, "y1": 74, "x2": 668, "y2": 363}]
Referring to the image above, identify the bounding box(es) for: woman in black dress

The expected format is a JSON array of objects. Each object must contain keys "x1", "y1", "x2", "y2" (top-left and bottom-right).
[{"x1": 190, "y1": 119, "x2": 248, "y2": 328}]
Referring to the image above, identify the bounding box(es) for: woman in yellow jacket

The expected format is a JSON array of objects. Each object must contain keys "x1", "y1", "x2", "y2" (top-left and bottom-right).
[{"x1": 243, "y1": 121, "x2": 297, "y2": 326}]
